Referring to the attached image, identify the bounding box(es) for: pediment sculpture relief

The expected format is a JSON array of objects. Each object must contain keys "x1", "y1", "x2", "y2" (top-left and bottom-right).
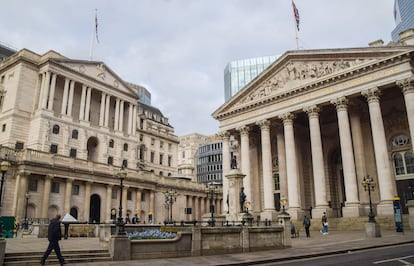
[{"x1": 240, "y1": 58, "x2": 371, "y2": 104}]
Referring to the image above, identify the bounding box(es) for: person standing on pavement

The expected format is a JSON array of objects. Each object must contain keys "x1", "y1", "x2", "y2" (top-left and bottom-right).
[
  {"x1": 321, "y1": 212, "x2": 328, "y2": 235},
  {"x1": 40, "y1": 214, "x2": 65, "y2": 266},
  {"x1": 303, "y1": 215, "x2": 311, "y2": 238}
]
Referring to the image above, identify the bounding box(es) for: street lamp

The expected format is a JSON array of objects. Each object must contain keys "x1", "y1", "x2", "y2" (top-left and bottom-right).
[
  {"x1": 362, "y1": 175, "x2": 376, "y2": 223},
  {"x1": 23, "y1": 191, "x2": 30, "y2": 230},
  {"x1": 164, "y1": 189, "x2": 177, "y2": 223},
  {"x1": 280, "y1": 196, "x2": 288, "y2": 215},
  {"x1": 205, "y1": 182, "x2": 219, "y2": 227},
  {"x1": 0, "y1": 160, "x2": 10, "y2": 238},
  {"x1": 116, "y1": 165, "x2": 127, "y2": 236}
]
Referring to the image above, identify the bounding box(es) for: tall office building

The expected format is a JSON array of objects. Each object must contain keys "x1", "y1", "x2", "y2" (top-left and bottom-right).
[
  {"x1": 224, "y1": 55, "x2": 278, "y2": 102},
  {"x1": 391, "y1": 0, "x2": 414, "y2": 41}
]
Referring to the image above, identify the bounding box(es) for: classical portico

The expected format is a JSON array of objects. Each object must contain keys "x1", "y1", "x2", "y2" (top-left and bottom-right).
[{"x1": 214, "y1": 45, "x2": 414, "y2": 221}]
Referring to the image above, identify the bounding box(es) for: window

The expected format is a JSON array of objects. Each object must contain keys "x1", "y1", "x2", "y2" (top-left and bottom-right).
[
  {"x1": 124, "y1": 143, "x2": 128, "y2": 151},
  {"x1": 151, "y1": 138, "x2": 155, "y2": 146},
  {"x1": 160, "y1": 141, "x2": 164, "y2": 149},
  {"x1": 168, "y1": 156, "x2": 172, "y2": 167},
  {"x1": 182, "y1": 151, "x2": 185, "y2": 158},
  {"x1": 107, "y1": 156, "x2": 113, "y2": 165},
  {"x1": 168, "y1": 143, "x2": 172, "y2": 151},
  {"x1": 51, "y1": 182, "x2": 60, "y2": 193},
  {"x1": 28, "y1": 179, "x2": 38, "y2": 192},
  {"x1": 71, "y1": 129, "x2": 78, "y2": 139},
  {"x1": 159, "y1": 171, "x2": 163, "y2": 176},
  {"x1": 139, "y1": 134, "x2": 143, "y2": 142},
  {"x1": 141, "y1": 191, "x2": 146, "y2": 201},
  {"x1": 112, "y1": 190, "x2": 117, "y2": 199},
  {"x1": 109, "y1": 139, "x2": 114, "y2": 148},
  {"x1": 1, "y1": 124, "x2": 5, "y2": 132},
  {"x1": 150, "y1": 152, "x2": 155, "y2": 163},
  {"x1": 52, "y1": 124, "x2": 60, "y2": 134},
  {"x1": 72, "y1": 184, "x2": 80, "y2": 195},
  {"x1": 139, "y1": 146, "x2": 144, "y2": 160},
  {"x1": 274, "y1": 173, "x2": 280, "y2": 191},
  {"x1": 15, "y1": 142, "x2": 24, "y2": 150},
  {"x1": 69, "y1": 148, "x2": 77, "y2": 158},
  {"x1": 50, "y1": 144, "x2": 58, "y2": 154},
  {"x1": 391, "y1": 134, "x2": 413, "y2": 176},
  {"x1": 159, "y1": 154, "x2": 163, "y2": 165},
  {"x1": 122, "y1": 160, "x2": 128, "y2": 167},
  {"x1": 127, "y1": 191, "x2": 132, "y2": 200}
]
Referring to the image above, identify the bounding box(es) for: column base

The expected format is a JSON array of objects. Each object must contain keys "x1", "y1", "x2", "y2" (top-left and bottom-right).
[
  {"x1": 260, "y1": 209, "x2": 278, "y2": 221},
  {"x1": 286, "y1": 208, "x2": 304, "y2": 220},
  {"x1": 311, "y1": 206, "x2": 330, "y2": 220},
  {"x1": 377, "y1": 201, "x2": 394, "y2": 216},
  {"x1": 342, "y1": 204, "x2": 362, "y2": 217}
]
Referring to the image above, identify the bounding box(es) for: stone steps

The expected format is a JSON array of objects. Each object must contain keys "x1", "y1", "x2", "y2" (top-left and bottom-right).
[{"x1": 4, "y1": 249, "x2": 112, "y2": 266}]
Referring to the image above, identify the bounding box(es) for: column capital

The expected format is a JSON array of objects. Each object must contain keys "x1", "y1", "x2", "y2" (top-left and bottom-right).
[
  {"x1": 396, "y1": 77, "x2": 414, "y2": 94},
  {"x1": 331, "y1": 96, "x2": 349, "y2": 110},
  {"x1": 279, "y1": 112, "x2": 295, "y2": 124},
  {"x1": 256, "y1": 119, "x2": 270, "y2": 130},
  {"x1": 237, "y1": 125, "x2": 250, "y2": 135},
  {"x1": 362, "y1": 88, "x2": 381, "y2": 103},
  {"x1": 218, "y1": 131, "x2": 230, "y2": 140},
  {"x1": 303, "y1": 105, "x2": 321, "y2": 118}
]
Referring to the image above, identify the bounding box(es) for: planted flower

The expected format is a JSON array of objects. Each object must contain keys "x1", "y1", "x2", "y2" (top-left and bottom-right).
[{"x1": 129, "y1": 229, "x2": 177, "y2": 240}]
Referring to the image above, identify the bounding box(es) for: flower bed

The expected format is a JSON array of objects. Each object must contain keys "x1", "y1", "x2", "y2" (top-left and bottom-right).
[{"x1": 128, "y1": 229, "x2": 176, "y2": 240}]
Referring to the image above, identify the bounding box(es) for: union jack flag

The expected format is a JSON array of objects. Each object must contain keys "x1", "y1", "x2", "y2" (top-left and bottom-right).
[{"x1": 292, "y1": 0, "x2": 300, "y2": 31}]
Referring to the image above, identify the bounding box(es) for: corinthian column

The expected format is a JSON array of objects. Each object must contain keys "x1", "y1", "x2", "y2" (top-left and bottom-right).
[
  {"x1": 47, "y1": 73, "x2": 57, "y2": 111},
  {"x1": 279, "y1": 112, "x2": 302, "y2": 219},
  {"x1": 41, "y1": 175, "x2": 53, "y2": 218},
  {"x1": 64, "y1": 178, "x2": 73, "y2": 214},
  {"x1": 331, "y1": 97, "x2": 360, "y2": 217},
  {"x1": 362, "y1": 88, "x2": 396, "y2": 216},
  {"x1": 304, "y1": 105, "x2": 329, "y2": 218},
  {"x1": 84, "y1": 182, "x2": 92, "y2": 222},
  {"x1": 256, "y1": 120, "x2": 276, "y2": 216},
  {"x1": 237, "y1": 126, "x2": 252, "y2": 209},
  {"x1": 219, "y1": 131, "x2": 230, "y2": 213},
  {"x1": 397, "y1": 77, "x2": 414, "y2": 145}
]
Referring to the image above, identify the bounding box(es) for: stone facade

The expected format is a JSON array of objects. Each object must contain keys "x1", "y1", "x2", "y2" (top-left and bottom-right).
[
  {"x1": 0, "y1": 49, "x2": 222, "y2": 224},
  {"x1": 213, "y1": 41, "x2": 414, "y2": 222},
  {"x1": 177, "y1": 133, "x2": 207, "y2": 182}
]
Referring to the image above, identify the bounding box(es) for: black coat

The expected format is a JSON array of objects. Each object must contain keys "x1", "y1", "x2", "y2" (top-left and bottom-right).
[{"x1": 48, "y1": 218, "x2": 62, "y2": 242}]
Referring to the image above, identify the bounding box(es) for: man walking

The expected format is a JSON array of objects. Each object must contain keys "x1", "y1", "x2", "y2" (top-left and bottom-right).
[
  {"x1": 303, "y1": 215, "x2": 311, "y2": 238},
  {"x1": 40, "y1": 214, "x2": 65, "y2": 266}
]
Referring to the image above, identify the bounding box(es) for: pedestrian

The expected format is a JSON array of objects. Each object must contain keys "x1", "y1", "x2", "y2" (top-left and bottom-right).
[
  {"x1": 132, "y1": 214, "x2": 139, "y2": 224},
  {"x1": 303, "y1": 215, "x2": 311, "y2": 238},
  {"x1": 320, "y1": 212, "x2": 328, "y2": 235},
  {"x1": 40, "y1": 214, "x2": 65, "y2": 266},
  {"x1": 125, "y1": 213, "x2": 131, "y2": 224}
]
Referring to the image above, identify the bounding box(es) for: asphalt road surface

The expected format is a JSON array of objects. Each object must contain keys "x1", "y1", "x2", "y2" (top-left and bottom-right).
[{"x1": 260, "y1": 243, "x2": 414, "y2": 266}]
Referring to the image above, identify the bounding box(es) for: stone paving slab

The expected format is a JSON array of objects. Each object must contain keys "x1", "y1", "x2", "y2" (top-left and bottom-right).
[{"x1": 5, "y1": 229, "x2": 414, "y2": 265}]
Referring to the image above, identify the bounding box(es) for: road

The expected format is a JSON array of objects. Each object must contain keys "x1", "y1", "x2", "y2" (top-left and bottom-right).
[{"x1": 262, "y1": 243, "x2": 414, "y2": 266}]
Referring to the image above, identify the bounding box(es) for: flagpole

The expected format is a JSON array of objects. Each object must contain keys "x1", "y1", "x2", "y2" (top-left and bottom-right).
[
  {"x1": 88, "y1": 9, "x2": 97, "y2": 61},
  {"x1": 291, "y1": 0, "x2": 300, "y2": 50}
]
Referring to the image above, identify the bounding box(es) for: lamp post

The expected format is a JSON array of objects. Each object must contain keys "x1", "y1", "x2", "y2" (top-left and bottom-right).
[
  {"x1": 23, "y1": 191, "x2": 30, "y2": 230},
  {"x1": 362, "y1": 175, "x2": 376, "y2": 223},
  {"x1": 116, "y1": 165, "x2": 127, "y2": 236},
  {"x1": 0, "y1": 160, "x2": 10, "y2": 238},
  {"x1": 205, "y1": 182, "x2": 219, "y2": 227},
  {"x1": 280, "y1": 196, "x2": 288, "y2": 215},
  {"x1": 164, "y1": 189, "x2": 177, "y2": 223}
]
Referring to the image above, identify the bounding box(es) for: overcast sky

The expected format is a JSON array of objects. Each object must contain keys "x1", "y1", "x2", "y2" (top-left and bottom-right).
[{"x1": 2, "y1": 0, "x2": 396, "y2": 136}]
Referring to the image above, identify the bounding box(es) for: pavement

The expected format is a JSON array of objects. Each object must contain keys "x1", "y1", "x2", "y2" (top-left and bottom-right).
[{"x1": 5, "y1": 229, "x2": 414, "y2": 265}]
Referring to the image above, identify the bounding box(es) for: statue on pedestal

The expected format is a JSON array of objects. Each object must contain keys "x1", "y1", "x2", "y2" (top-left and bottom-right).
[
  {"x1": 231, "y1": 155, "x2": 238, "y2": 169},
  {"x1": 240, "y1": 187, "x2": 246, "y2": 213}
]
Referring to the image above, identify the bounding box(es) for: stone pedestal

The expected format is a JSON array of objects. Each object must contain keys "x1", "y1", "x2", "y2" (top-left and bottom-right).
[
  {"x1": 110, "y1": 235, "x2": 131, "y2": 261},
  {"x1": 277, "y1": 212, "x2": 291, "y2": 247},
  {"x1": 342, "y1": 204, "x2": 361, "y2": 217},
  {"x1": 376, "y1": 201, "x2": 394, "y2": 216},
  {"x1": 365, "y1": 222, "x2": 381, "y2": 238},
  {"x1": 225, "y1": 169, "x2": 246, "y2": 222}
]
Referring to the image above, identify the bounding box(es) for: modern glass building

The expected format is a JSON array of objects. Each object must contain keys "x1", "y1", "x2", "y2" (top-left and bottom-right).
[
  {"x1": 196, "y1": 137, "x2": 223, "y2": 185},
  {"x1": 391, "y1": 0, "x2": 414, "y2": 42},
  {"x1": 224, "y1": 55, "x2": 278, "y2": 102}
]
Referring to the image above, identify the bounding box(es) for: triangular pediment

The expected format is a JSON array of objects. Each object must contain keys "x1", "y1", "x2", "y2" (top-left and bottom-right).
[
  {"x1": 213, "y1": 46, "x2": 414, "y2": 119},
  {"x1": 53, "y1": 59, "x2": 135, "y2": 95}
]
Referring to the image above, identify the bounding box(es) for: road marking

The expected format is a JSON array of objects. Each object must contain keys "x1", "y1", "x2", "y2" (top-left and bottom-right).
[{"x1": 373, "y1": 255, "x2": 414, "y2": 265}]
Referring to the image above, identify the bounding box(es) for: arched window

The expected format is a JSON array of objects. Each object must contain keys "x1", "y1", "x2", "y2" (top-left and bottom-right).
[
  {"x1": 122, "y1": 160, "x2": 128, "y2": 168},
  {"x1": 71, "y1": 129, "x2": 78, "y2": 139},
  {"x1": 52, "y1": 124, "x2": 60, "y2": 134},
  {"x1": 109, "y1": 139, "x2": 114, "y2": 148},
  {"x1": 391, "y1": 134, "x2": 413, "y2": 176}
]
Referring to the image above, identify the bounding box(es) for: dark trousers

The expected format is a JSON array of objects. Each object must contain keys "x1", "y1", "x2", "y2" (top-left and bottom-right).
[
  {"x1": 305, "y1": 226, "x2": 310, "y2": 237},
  {"x1": 40, "y1": 240, "x2": 64, "y2": 264}
]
